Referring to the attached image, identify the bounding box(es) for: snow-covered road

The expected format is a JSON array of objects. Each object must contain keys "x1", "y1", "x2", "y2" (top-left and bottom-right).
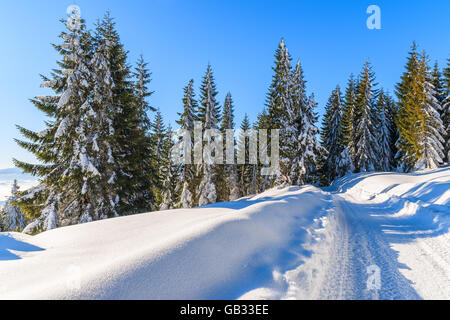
[
  {"x1": 241, "y1": 168, "x2": 450, "y2": 300},
  {"x1": 1, "y1": 168, "x2": 449, "y2": 300},
  {"x1": 319, "y1": 195, "x2": 422, "y2": 299}
]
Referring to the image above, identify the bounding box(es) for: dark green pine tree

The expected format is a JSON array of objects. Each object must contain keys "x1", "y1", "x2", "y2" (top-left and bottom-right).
[
  {"x1": 197, "y1": 65, "x2": 221, "y2": 206},
  {"x1": 384, "y1": 93, "x2": 400, "y2": 169},
  {"x1": 96, "y1": 13, "x2": 156, "y2": 215},
  {"x1": 342, "y1": 74, "x2": 357, "y2": 162},
  {"x1": 150, "y1": 110, "x2": 169, "y2": 206},
  {"x1": 320, "y1": 86, "x2": 353, "y2": 184},
  {"x1": 160, "y1": 126, "x2": 180, "y2": 210},
  {"x1": 237, "y1": 114, "x2": 253, "y2": 196},
  {"x1": 219, "y1": 93, "x2": 240, "y2": 201},
  {"x1": 175, "y1": 79, "x2": 198, "y2": 208},
  {"x1": 130, "y1": 55, "x2": 158, "y2": 212},
  {"x1": 303, "y1": 94, "x2": 323, "y2": 185},
  {"x1": 134, "y1": 55, "x2": 156, "y2": 115},
  {"x1": 375, "y1": 90, "x2": 392, "y2": 171},
  {"x1": 265, "y1": 39, "x2": 293, "y2": 184},
  {"x1": 254, "y1": 108, "x2": 271, "y2": 192},
  {"x1": 440, "y1": 59, "x2": 450, "y2": 163},
  {"x1": 197, "y1": 65, "x2": 221, "y2": 128},
  {"x1": 354, "y1": 61, "x2": 380, "y2": 172},
  {"x1": 431, "y1": 62, "x2": 446, "y2": 107}
]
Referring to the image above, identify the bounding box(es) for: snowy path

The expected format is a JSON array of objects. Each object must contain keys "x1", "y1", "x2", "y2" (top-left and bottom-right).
[
  {"x1": 241, "y1": 169, "x2": 450, "y2": 300},
  {"x1": 318, "y1": 195, "x2": 421, "y2": 300}
]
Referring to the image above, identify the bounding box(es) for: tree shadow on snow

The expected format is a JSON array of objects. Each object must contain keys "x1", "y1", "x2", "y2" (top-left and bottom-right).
[{"x1": 0, "y1": 234, "x2": 44, "y2": 261}]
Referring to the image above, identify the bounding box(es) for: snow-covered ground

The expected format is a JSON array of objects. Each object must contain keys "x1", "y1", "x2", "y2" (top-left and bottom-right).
[
  {"x1": 0, "y1": 168, "x2": 449, "y2": 300},
  {"x1": 0, "y1": 168, "x2": 38, "y2": 207}
]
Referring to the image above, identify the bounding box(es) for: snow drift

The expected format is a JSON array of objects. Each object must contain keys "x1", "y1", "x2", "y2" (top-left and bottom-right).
[{"x1": 0, "y1": 186, "x2": 330, "y2": 300}]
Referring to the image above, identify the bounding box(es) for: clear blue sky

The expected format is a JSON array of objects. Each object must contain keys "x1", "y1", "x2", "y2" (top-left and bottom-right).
[{"x1": 0, "y1": 0, "x2": 449, "y2": 169}]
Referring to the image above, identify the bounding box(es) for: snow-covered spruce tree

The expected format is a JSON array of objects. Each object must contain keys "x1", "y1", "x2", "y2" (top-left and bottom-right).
[
  {"x1": 291, "y1": 66, "x2": 322, "y2": 186},
  {"x1": 342, "y1": 74, "x2": 358, "y2": 163},
  {"x1": 249, "y1": 154, "x2": 259, "y2": 195},
  {"x1": 265, "y1": 39, "x2": 293, "y2": 185},
  {"x1": 375, "y1": 90, "x2": 392, "y2": 171},
  {"x1": 0, "y1": 180, "x2": 26, "y2": 232},
  {"x1": 196, "y1": 65, "x2": 221, "y2": 206},
  {"x1": 396, "y1": 44, "x2": 445, "y2": 170},
  {"x1": 431, "y1": 61, "x2": 446, "y2": 164},
  {"x1": 219, "y1": 93, "x2": 240, "y2": 201},
  {"x1": 160, "y1": 126, "x2": 180, "y2": 210},
  {"x1": 353, "y1": 61, "x2": 380, "y2": 172},
  {"x1": 444, "y1": 59, "x2": 450, "y2": 163},
  {"x1": 384, "y1": 93, "x2": 400, "y2": 170},
  {"x1": 150, "y1": 110, "x2": 169, "y2": 206},
  {"x1": 431, "y1": 62, "x2": 446, "y2": 108},
  {"x1": 237, "y1": 114, "x2": 253, "y2": 196},
  {"x1": 320, "y1": 86, "x2": 353, "y2": 184},
  {"x1": 175, "y1": 80, "x2": 197, "y2": 208},
  {"x1": 298, "y1": 93, "x2": 323, "y2": 185},
  {"x1": 416, "y1": 53, "x2": 445, "y2": 169},
  {"x1": 254, "y1": 108, "x2": 271, "y2": 192},
  {"x1": 97, "y1": 14, "x2": 156, "y2": 215},
  {"x1": 265, "y1": 41, "x2": 321, "y2": 186},
  {"x1": 15, "y1": 20, "x2": 122, "y2": 233},
  {"x1": 286, "y1": 60, "x2": 307, "y2": 185}
]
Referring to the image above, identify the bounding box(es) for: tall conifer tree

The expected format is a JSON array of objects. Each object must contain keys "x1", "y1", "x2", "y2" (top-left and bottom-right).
[
  {"x1": 441, "y1": 59, "x2": 450, "y2": 162},
  {"x1": 266, "y1": 39, "x2": 293, "y2": 184},
  {"x1": 197, "y1": 65, "x2": 220, "y2": 206},
  {"x1": 321, "y1": 86, "x2": 353, "y2": 184},
  {"x1": 396, "y1": 44, "x2": 445, "y2": 170},
  {"x1": 376, "y1": 90, "x2": 392, "y2": 171},
  {"x1": 96, "y1": 14, "x2": 155, "y2": 214},
  {"x1": 220, "y1": 93, "x2": 240, "y2": 201},
  {"x1": 160, "y1": 126, "x2": 180, "y2": 210},
  {"x1": 150, "y1": 110, "x2": 168, "y2": 206},
  {"x1": 342, "y1": 74, "x2": 357, "y2": 162},
  {"x1": 130, "y1": 55, "x2": 158, "y2": 212},
  {"x1": 238, "y1": 114, "x2": 253, "y2": 196},
  {"x1": 176, "y1": 80, "x2": 197, "y2": 208},
  {"x1": 354, "y1": 61, "x2": 379, "y2": 172}
]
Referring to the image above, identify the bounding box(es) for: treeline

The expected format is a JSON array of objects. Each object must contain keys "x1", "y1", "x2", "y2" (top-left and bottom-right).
[
  {"x1": 321, "y1": 43, "x2": 449, "y2": 184},
  {"x1": 3, "y1": 13, "x2": 449, "y2": 234}
]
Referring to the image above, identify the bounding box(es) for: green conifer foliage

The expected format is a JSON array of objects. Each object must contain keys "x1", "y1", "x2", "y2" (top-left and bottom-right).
[{"x1": 396, "y1": 44, "x2": 445, "y2": 170}]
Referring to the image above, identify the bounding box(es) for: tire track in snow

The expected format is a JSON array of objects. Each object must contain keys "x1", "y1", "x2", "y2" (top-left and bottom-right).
[{"x1": 330, "y1": 195, "x2": 421, "y2": 300}]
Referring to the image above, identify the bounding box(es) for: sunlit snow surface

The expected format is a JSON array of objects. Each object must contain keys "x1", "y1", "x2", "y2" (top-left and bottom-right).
[{"x1": 0, "y1": 168, "x2": 449, "y2": 300}]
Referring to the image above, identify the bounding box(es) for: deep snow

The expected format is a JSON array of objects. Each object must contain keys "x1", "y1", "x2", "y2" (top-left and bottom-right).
[{"x1": 0, "y1": 168, "x2": 449, "y2": 300}]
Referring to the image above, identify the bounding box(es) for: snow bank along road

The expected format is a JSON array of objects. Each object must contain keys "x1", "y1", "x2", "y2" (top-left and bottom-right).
[{"x1": 1, "y1": 168, "x2": 449, "y2": 299}]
